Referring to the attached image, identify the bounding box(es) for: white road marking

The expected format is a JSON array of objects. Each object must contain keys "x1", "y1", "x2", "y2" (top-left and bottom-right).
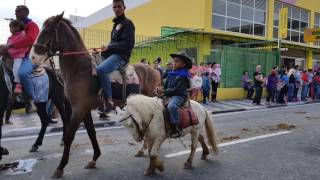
[
  {"x1": 2, "y1": 126, "x2": 124, "y2": 142},
  {"x1": 165, "y1": 131, "x2": 291, "y2": 158},
  {"x1": 213, "y1": 102, "x2": 318, "y2": 117}
]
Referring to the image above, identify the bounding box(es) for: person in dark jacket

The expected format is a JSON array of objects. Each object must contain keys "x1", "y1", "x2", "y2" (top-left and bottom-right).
[
  {"x1": 266, "y1": 70, "x2": 277, "y2": 104},
  {"x1": 156, "y1": 52, "x2": 192, "y2": 138},
  {"x1": 97, "y1": 0, "x2": 135, "y2": 109},
  {"x1": 202, "y1": 72, "x2": 211, "y2": 104}
]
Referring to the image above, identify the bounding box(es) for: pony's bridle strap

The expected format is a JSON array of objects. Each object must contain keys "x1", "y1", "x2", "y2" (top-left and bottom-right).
[{"x1": 119, "y1": 114, "x2": 145, "y2": 142}]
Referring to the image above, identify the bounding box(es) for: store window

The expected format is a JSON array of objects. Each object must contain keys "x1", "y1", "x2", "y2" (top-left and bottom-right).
[
  {"x1": 273, "y1": 1, "x2": 310, "y2": 43},
  {"x1": 212, "y1": 0, "x2": 266, "y2": 36}
]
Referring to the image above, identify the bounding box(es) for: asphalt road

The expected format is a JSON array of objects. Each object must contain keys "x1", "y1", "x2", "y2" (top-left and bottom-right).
[{"x1": 0, "y1": 103, "x2": 319, "y2": 180}]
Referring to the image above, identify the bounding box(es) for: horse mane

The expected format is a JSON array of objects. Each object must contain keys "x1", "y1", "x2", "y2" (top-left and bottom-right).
[
  {"x1": 126, "y1": 94, "x2": 163, "y2": 121},
  {"x1": 43, "y1": 16, "x2": 87, "y2": 52}
]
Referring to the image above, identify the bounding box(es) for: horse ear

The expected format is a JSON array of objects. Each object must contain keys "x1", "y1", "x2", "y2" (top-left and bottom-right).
[{"x1": 55, "y1": 11, "x2": 64, "y2": 22}]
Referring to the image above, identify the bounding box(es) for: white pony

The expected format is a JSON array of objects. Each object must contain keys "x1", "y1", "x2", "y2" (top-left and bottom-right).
[{"x1": 116, "y1": 94, "x2": 218, "y2": 175}]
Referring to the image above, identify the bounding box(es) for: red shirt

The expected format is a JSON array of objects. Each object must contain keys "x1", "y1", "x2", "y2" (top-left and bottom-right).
[
  {"x1": 301, "y1": 73, "x2": 308, "y2": 83},
  {"x1": 9, "y1": 21, "x2": 39, "y2": 53}
]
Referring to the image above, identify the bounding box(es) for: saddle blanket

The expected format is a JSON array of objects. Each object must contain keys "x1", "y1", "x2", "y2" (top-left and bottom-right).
[
  {"x1": 109, "y1": 64, "x2": 139, "y2": 85},
  {"x1": 179, "y1": 107, "x2": 199, "y2": 129}
]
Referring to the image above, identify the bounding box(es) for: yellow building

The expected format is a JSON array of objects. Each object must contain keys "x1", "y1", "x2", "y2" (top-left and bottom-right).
[{"x1": 75, "y1": 0, "x2": 320, "y2": 100}]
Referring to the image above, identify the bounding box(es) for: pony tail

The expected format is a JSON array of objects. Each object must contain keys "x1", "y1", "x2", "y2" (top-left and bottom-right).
[{"x1": 204, "y1": 110, "x2": 219, "y2": 155}]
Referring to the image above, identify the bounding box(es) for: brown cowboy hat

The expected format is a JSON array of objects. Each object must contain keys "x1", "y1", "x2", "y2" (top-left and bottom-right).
[{"x1": 170, "y1": 52, "x2": 193, "y2": 70}]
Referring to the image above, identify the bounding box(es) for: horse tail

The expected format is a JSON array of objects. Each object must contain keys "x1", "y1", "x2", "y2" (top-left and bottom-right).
[{"x1": 204, "y1": 110, "x2": 219, "y2": 155}]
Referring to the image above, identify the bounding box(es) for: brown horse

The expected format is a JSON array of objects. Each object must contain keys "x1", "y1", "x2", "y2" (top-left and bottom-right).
[{"x1": 30, "y1": 13, "x2": 160, "y2": 178}]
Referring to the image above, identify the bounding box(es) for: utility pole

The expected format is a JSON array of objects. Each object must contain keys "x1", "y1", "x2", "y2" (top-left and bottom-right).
[{"x1": 24, "y1": 0, "x2": 26, "y2": 5}]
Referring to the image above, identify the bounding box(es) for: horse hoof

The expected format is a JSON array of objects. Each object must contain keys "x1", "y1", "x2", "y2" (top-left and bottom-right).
[
  {"x1": 60, "y1": 141, "x2": 64, "y2": 146},
  {"x1": 183, "y1": 161, "x2": 193, "y2": 169},
  {"x1": 201, "y1": 154, "x2": 209, "y2": 161},
  {"x1": 29, "y1": 146, "x2": 39, "y2": 153},
  {"x1": 135, "y1": 150, "x2": 145, "y2": 157},
  {"x1": 51, "y1": 169, "x2": 64, "y2": 179},
  {"x1": 84, "y1": 161, "x2": 96, "y2": 169},
  {"x1": 144, "y1": 167, "x2": 155, "y2": 176},
  {"x1": 154, "y1": 159, "x2": 164, "y2": 172}
]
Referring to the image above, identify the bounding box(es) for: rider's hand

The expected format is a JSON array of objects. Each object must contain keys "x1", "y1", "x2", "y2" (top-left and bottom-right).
[
  {"x1": 101, "y1": 45, "x2": 108, "y2": 52},
  {"x1": 0, "y1": 44, "x2": 10, "y2": 53},
  {"x1": 155, "y1": 87, "x2": 163, "y2": 95}
]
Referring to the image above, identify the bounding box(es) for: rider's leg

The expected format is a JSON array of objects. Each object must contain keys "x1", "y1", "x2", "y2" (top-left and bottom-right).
[
  {"x1": 96, "y1": 55, "x2": 126, "y2": 103},
  {"x1": 18, "y1": 57, "x2": 35, "y2": 100},
  {"x1": 167, "y1": 96, "x2": 185, "y2": 137},
  {"x1": 13, "y1": 58, "x2": 23, "y2": 94}
]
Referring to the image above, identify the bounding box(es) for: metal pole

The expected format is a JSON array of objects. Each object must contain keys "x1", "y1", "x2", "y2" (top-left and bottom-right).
[{"x1": 24, "y1": 0, "x2": 26, "y2": 5}]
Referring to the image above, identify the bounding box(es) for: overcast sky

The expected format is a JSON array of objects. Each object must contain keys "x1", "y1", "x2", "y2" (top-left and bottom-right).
[
  {"x1": 0, "y1": 0, "x2": 113, "y2": 43},
  {"x1": 0, "y1": 0, "x2": 113, "y2": 22}
]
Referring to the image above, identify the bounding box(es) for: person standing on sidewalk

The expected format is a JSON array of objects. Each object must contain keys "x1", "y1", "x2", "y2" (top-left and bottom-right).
[
  {"x1": 313, "y1": 71, "x2": 320, "y2": 100},
  {"x1": 288, "y1": 69, "x2": 296, "y2": 102},
  {"x1": 308, "y1": 69, "x2": 314, "y2": 98},
  {"x1": 253, "y1": 65, "x2": 264, "y2": 105},
  {"x1": 266, "y1": 70, "x2": 277, "y2": 105},
  {"x1": 202, "y1": 72, "x2": 211, "y2": 105},
  {"x1": 301, "y1": 69, "x2": 309, "y2": 101},
  {"x1": 293, "y1": 65, "x2": 301, "y2": 101},
  {"x1": 242, "y1": 71, "x2": 254, "y2": 99},
  {"x1": 277, "y1": 70, "x2": 289, "y2": 104},
  {"x1": 211, "y1": 63, "x2": 221, "y2": 102}
]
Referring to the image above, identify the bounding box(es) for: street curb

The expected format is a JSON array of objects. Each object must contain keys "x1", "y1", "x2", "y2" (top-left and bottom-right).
[{"x1": 211, "y1": 108, "x2": 246, "y2": 114}]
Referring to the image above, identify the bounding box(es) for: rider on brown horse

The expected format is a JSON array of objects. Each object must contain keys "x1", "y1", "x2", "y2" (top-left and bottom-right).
[{"x1": 96, "y1": 0, "x2": 135, "y2": 111}]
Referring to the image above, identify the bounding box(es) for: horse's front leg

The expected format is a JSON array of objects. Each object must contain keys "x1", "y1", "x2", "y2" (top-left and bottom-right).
[
  {"x1": 184, "y1": 131, "x2": 199, "y2": 169},
  {"x1": 83, "y1": 111, "x2": 101, "y2": 169},
  {"x1": 145, "y1": 137, "x2": 165, "y2": 176},
  {"x1": 52, "y1": 113, "x2": 81, "y2": 179},
  {"x1": 135, "y1": 139, "x2": 148, "y2": 157},
  {"x1": 30, "y1": 102, "x2": 49, "y2": 152}
]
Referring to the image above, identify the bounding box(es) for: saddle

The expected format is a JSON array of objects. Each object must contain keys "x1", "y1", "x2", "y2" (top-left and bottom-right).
[
  {"x1": 91, "y1": 53, "x2": 140, "y2": 103},
  {"x1": 162, "y1": 95, "x2": 199, "y2": 133}
]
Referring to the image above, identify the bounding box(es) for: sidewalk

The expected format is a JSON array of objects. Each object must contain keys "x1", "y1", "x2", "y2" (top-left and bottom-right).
[{"x1": 2, "y1": 99, "x2": 319, "y2": 138}]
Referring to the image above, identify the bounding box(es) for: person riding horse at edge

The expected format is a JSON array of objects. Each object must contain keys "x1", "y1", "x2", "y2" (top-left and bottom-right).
[
  {"x1": 155, "y1": 52, "x2": 192, "y2": 138},
  {"x1": 97, "y1": 0, "x2": 135, "y2": 111}
]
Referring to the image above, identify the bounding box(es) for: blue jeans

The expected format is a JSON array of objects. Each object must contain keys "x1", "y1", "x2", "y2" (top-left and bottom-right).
[
  {"x1": 96, "y1": 55, "x2": 127, "y2": 99},
  {"x1": 287, "y1": 83, "x2": 294, "y2": 102},
  {"x1": 301, "y1": 84, "x2": 309, "y2": 101},
  {"x1": 315, "y1": 85, "x2": 320, "y2": 100},
  {"x1": 167, "y1": 96, "x2": 185, "y2": 124},
  {"x1": 18, "y1": 57, "x2": 35, "y2": 99}
]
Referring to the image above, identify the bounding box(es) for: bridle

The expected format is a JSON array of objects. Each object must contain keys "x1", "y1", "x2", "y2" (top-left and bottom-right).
[
  {"x1": 33, "y1": 21, "x2": 62, "y2": 59},
  {"x1": 119, "y1": 112, "x2": 154, "y2": 142}
]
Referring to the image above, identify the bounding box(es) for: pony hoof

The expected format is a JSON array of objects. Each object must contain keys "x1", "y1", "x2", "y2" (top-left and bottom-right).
[
  {"x1": 29, "y1": 146, "x2": 39, "y2": 153},
  {"x1": 60, "y1": 141, "x2": 64, "y2": 146},
  {"x1": 51, "y1": 169, "x2": 64, "y2": 179},
  {"x1": 183, "y1": 161, "x2": 193, "y2": 169},
  {"x1": 156, "y1": 164, "x2": 164, "y2": 172},
  {"x1": 144, "y1": 167, "x2": 155, "y2": 176},
  {"x1": 201, "y1": 154, "x2": 209, "y2": 161},
  {"x1": 135, "y1": 151, "x2": 145, "y2": 157},
  {"x1": 84, "y1": 161, "x2": 96, "y2": 169}
]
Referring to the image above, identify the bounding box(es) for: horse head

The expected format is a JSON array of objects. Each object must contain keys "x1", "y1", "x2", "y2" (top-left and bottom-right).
[
  {"x1": 116, "y1": 106, "x2": 144, "y2": 142},
  {"x1": 30, "y1": 12, "x2": 86, "y2": 66}
]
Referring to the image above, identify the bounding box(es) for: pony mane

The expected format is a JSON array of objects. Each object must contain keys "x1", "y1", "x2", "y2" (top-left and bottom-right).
[{"x1": 126, "y1": 94, "x2": 163, "y2": 120}]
